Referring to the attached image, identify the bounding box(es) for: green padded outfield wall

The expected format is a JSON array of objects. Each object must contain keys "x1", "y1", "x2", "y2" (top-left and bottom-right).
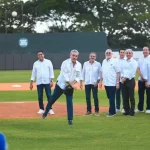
[{"x1": 0, "y1": 32, "x2": 109, "y2": 70}]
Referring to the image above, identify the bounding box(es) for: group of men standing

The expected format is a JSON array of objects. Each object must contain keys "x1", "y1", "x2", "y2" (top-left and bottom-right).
[{"x1": 30, "y1": 47, "x2": 150, "y2": 125}]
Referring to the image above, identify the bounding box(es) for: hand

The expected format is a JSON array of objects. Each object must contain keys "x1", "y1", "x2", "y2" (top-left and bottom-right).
[
  {"x1": 99, "y1": 82, "x2": 102, "y2": 89},
  {"x1": 122, "y1": 78, "x2": 126, "y2": 84},
  {"x1": 145, "y1": 81, "x2": 150, "y2": 88},
  {"x1": 30, "y1": 83, "x2": 33, "y2": 90},
  {"x1": 50, "y1": 82, "x2": 53, "y2": 87},
  {"x1": 116, "y1": 83, "x2": 120, "y2": 89},
  {"x1": 94, "y1": 82, "x2": 98, "y2": 87},
  {"x1": 71, "y1": 84, "x2": 77, "y2": 89},
  {"x1": 80, "y1": 83, "x2": 83, "y2": 89}
]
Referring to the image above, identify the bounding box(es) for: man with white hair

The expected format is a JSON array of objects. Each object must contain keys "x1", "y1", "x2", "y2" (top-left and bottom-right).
[
  {"x1": 42, "y1": 50, "x2": 82, "y2": 125},
  {"x1": 80, "y1": 52, "x2": 102, "y2": 116},
  {"x1": 100, "y1": 49, "x2": 120, "y2": 117},
  {"x1": 135, "y1": 47, "x2": 150, "y2": 113},
  {"x1": 121, "y1": 49, "x2": 138, "y2": 116}
]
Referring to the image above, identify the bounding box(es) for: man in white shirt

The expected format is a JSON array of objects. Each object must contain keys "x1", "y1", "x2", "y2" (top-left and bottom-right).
[
  {"x1": 30, "y1": 50, "x2": 54, "y2": 115},
  {"x1": 145, "y1": 56, "x2": 150, "y2": 110},
  {"x1": 121, "y1": 49, "x2": 138, "y2": 116},
  {"x1": 100, "y1": 49, "x2": 120, "y2": 117},
  {"x1": 42, "y1": 50, "x2": 82, "y2": 125},
  {"x1": 135, "y1": 47, "x2": 150, "y2": 113},
  {"x1": 80, "y1": 52, "x2": 101, "y2": 116},
  {"x1": 116, "y1": 49, "x2": 126, "y2": 113}
]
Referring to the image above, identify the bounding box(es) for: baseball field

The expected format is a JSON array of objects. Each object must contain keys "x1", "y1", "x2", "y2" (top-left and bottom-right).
[{"x1": 0, "y1": 70, "x2": 150, "y2": 150}]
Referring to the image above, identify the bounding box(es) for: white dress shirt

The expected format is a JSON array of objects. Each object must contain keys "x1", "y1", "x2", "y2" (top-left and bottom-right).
[
  {"x1": 81, "y1": 61, "x2": 101, "y2": 85},
  {"x1": 147, "y1": 58, "x2": 150, "y2": 84},
  {"x1": 116, "y1": 57, "x2": 126, "y2": 82},
  {"x1": 138, "y1": 55, "x2": 150, "y2": 80},
  {"x1": 57, "y1": 58, "x2": 82, "y2": 89},
  {"x1": 121, "y1": 58, "x2": 138, "y2": 80},
  {"x1": 143, "y1": 57, "x2": 150, "y2": 84},
  {"x1": 31, "y1": 59, "x2": 54, "y2": 85},
  {"x1": 102, "y1": 58, "x2": 120, "y2": 86}
]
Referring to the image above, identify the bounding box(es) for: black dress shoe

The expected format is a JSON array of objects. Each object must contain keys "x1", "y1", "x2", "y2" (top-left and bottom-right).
[
  {"x1": 42, "y1": 113, "x2": 47, "y2": 119},
  {"x1": 123, "y1": 113, "x2": 129, "y2": 116},
  {"x1": 68, "y1": 120, "x2": 73, "y2": 125},
  {"x1": 129, "y1": 113, "x2": 135, "y2": 116}
]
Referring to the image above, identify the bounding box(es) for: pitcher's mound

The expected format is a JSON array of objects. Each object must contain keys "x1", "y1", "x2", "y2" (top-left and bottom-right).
[{"x1": 0, "y1": 102, "x2": 108, "y2": 119}]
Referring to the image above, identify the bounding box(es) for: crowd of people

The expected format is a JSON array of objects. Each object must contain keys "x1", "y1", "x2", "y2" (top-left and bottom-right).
[{"x1": 30, "y1": 47, "x2": 150, "y2": 125}]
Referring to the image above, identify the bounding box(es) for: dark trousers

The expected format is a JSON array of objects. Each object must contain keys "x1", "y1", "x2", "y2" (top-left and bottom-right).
[
  {"x1": 45, "y1": 84, "x2": 74, "y2": 120},
  {"x1": 85, "y1": 84, "x2": 99, "y2": 112},
  {"x1": 105, "y1": 86, "x2": 116, "y2": 115},
  {"x1": 37, "y1": 84, "x2": 52, "y2": 110},
  {"x1": 138, "y1": 80, "x2": 150, "y2": 110},
  {"x1": 122, "y1": 78, "x2": 135, "y2": 114},
  {"x1": 116, "y1": 82, "x2": 124, "y2": 109}
]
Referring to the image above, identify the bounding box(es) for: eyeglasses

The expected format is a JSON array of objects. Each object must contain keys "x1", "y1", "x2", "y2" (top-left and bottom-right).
[{"x1": 126, "y1": 52, "x2": 132, "y2": 54}]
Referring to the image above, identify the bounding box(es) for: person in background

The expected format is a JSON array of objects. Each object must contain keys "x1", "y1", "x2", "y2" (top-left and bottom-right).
[
  {"x1": 100, "y1": 49, "x2": 120, "y2": 117},
  {"x1": 0, "y1": 133, "x2": 8, "y2": 150},
  {"x1": 80, "y1": 52, "x2": 102, "y2": 116},
  {"x1": 30, "y1": 50, "x2": 55, "y2": 115},
  {"x1": 121, "y1": 49, "x2": 138, "y2": 116},
  {"x1": 116, "y1": 49, "x2": 126, "y2": 113},
  {"x1": 42, "y1": 50, "x2": 82, "y2": 125},
  {"x1": 135, "y1": 47, "x2": 150, "y2": 113}
]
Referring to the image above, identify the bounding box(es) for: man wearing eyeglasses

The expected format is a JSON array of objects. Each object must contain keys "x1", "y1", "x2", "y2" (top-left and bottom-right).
[
  {"x1": 116, "y1": 49, "x2": 126, "y2": 113},
  {"x1": 80, "y1": 52, "x2": 102, "y2": 116},
  {"x1": 42, "y1": 50, "x2": 82, "y2": 125},
  {"x1": 100, "y1": 49, "x2": 120, "y2": 117},
  {"x1": 121, "y1": 49, "x2": 138, "y2": 116},
  {"x1": 135, "y1": 47, "x2": 150, "y2": 113},
  {"x1": 30, "y1": 50, "x2": 55, "y2": 115}
]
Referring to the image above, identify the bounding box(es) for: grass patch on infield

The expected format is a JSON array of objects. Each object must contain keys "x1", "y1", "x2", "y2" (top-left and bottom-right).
[
  {"x1": 0, "y1": 70, "x2": 138, "y2": 83},
  {"x1": 0, "y1": 114, "x2": 150, "y2": 150},
  {"x1": 0, "y1": 90, "x2": 140, "y2": 108}
]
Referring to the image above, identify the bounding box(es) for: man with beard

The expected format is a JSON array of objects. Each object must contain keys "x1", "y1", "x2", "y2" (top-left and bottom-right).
[
  {"x1": 100, "y1": 49, "x2": 120, "y2": 117},
  {"x1": 80, "y1": 52, "x2": 102, "y2": 116}
]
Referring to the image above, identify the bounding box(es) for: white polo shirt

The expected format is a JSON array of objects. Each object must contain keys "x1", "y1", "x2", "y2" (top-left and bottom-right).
[
  {"x1": 138, "y1": 55, "x2": 150, "y2": 80},
  {"x1": 121, "y1": 58, "x2": 138, "y2": 80},
  {"x1": 81, "y1": 61, "x2": 102, "y2": 85},
  {"x1": 31, "y1": 59, "x2": 54, "y2": 85},
  {"x1": 57, "y1": 58, "x2": 82, "y2": 89},
  {"x1": 102, "y1": 58, "x2": 120, "y2": 86}
]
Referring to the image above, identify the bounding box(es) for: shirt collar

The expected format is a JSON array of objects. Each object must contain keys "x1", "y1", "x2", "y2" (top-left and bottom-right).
[
  {"x1": 68, "y1": 58, "x2": 77, "y2": 64},
  {"x1": 38, "y1": 58, "x2": 45, "y2": 62}
]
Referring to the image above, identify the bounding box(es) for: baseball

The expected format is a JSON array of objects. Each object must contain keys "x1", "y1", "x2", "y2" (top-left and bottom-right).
[{"x1": 12, "y1": 11, "x2": 17, "y2": 17}]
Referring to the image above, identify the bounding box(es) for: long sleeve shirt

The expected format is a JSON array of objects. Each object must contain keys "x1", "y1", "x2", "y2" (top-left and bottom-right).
[
  {"x1": 30, "y1": 59, "x2": 54, "y2": 85},
  {"x1": 57, "y1": 58, "x2": 82, "y2": 89},
  {"x1": 121, "y1": 58, "x2": 138, "y2": 80},
  {"x1": 80, "y1": 61, "x2": 101, "y2": 85}
]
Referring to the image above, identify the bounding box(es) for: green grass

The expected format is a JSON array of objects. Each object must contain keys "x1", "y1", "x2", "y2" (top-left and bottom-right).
[
  {"x1": 0, "y1": 90, "x2": 140, "y2": 107},
  {"x1": 0, "y1": 70, "x2": 147, "y2": 150},
  {"x1": 0, "y1": 70, "x2": 60, "y2": 83},
  {"x1": 1, "y1": 114, "x2": 150, "y2": 150},
  {"x1": 0, "y1": 70, "x2": 139, "y2": 83}
]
